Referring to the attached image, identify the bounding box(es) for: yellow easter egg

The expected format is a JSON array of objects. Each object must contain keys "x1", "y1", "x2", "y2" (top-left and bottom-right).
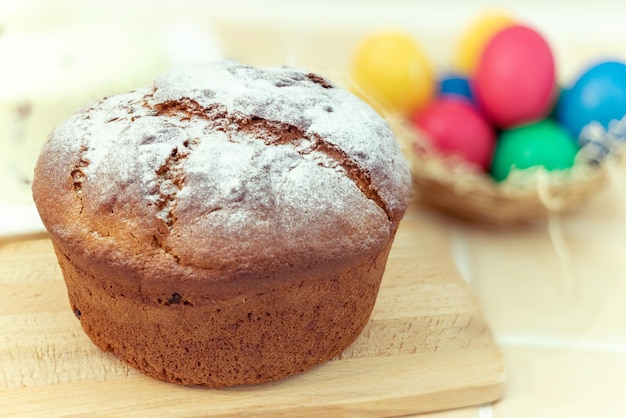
[
  {"x1": 454, "y1": 11, "x2": 516, "y2": 75},
  {"x1": 350, "y1": 31, "x2": 435, "y2": 115}
]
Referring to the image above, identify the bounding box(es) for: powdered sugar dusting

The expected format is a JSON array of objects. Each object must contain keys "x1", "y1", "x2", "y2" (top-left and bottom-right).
[
  {"x1": 42, "y1": 60, "x2": 411, "y2": 269},
  {"x1": 151, "y1": 60, "x2": 411, "y2": 214}
]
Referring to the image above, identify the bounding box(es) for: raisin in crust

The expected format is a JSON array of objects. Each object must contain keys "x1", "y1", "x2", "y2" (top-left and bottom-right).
[{"x1": 32, "y1": 60, "x2": 412, "y2": 387}]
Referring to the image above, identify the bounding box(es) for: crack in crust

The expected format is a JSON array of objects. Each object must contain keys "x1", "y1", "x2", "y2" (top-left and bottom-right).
[
  {"x1": 304, "y1": 73, "x2": 334, "y2": 89},
  {"x1": 71, "y1": 144, "x2": 90, "y2": 214},
  {"x1": 153, "y1": 98, "x2": 391, "y2": 221},
  {"x1": 153, "y1": 137, "x2": 200, "y2": 245},
  {"x1": 71, "y1": 144, "x2": 90, "y2": 192}
]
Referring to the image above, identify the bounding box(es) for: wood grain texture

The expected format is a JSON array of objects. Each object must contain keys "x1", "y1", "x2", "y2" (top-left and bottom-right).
[{"x1": 0, "y1": 205, "x2": 504, "y2": 417}]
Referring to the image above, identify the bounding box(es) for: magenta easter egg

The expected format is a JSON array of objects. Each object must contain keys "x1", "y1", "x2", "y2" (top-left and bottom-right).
[
  {"x1": 410, "y1": 97, "x2": 497, "y2": 171},
  {"x1": 475, "y1": 25, "x2": 557, "y2": 128}
]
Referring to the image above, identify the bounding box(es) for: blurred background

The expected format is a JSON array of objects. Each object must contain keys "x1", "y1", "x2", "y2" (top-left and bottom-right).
[{"x1": 2, "y1": 0, "x2": 626, "y2": 206}]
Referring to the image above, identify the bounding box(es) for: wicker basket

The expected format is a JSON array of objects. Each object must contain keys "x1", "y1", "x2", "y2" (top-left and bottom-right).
[{"x1": 390, "y1": 115, "x2": 613, "y2": 225}]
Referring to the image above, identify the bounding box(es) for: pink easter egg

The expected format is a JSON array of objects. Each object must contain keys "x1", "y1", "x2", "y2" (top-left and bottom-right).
[
  {"x1": 410, "y1": 97, "x2": 497, "y2": 171},
  {"x1": 474, "y1": 25, "x2": 556, "y2": 128}
]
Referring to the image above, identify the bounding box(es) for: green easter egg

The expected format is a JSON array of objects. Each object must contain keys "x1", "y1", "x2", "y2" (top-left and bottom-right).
[{"x1": 490, "y1": 119, "x2": 579, "y2": 182}]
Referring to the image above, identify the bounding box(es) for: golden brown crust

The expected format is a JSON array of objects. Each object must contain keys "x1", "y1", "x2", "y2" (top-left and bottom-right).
[
  {"x1": 32, "y1": 60, "x2": 411, "y2": 387},
  {"x1": 53, "y1": 239, "x2": 393, "y2": 386}
]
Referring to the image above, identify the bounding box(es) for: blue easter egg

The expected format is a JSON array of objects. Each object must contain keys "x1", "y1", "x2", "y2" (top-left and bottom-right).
[
  {"x1": 557, "y1": 61, "x2": 626, "y2": 139},
  {"x1": 438, "y1": 74, "x2": 474, "y2": 101}
]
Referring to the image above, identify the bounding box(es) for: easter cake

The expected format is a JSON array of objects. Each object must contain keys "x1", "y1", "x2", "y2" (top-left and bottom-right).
[{"x1": 31, "y1": 60, "x2": 412, "y2": 387}]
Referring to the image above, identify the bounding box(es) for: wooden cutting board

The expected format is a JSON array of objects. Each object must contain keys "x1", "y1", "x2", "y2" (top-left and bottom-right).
[{"x1": 0, "y1": 205, "x2": 504, "y2": 417}]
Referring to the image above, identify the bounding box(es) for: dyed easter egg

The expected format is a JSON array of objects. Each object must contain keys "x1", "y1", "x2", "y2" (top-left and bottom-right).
[
  {"x1": 411, "y1": 97, "x2": 496, "y2": 171},
  {"x1": 490, "y1": 119, "x2": 579, "y2": 182},
  {"x1": 557, "y1": 60, "x2": 626, "y2": 139},
  {"x1": 454, "y1": 11, "x2": 515, "y2": 75},
  {"x1": 474, "y1": 25, "x2": 557, "y2": 128},
  {"x1": 438, "y1": 74, "x2": 474, "y2": 101},
  {"x1": 351, "y1": 31, "x2": 435, "y2": 114}
]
